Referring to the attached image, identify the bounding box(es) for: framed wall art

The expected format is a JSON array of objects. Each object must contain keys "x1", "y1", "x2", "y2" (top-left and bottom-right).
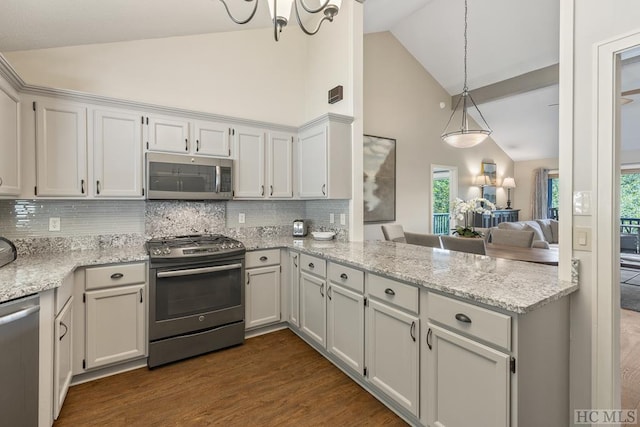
[
  {"x1": 363, "y1": 135, "x2": 396, "y2": 223},
  {"x1": 481, "y1": 162, "x2": 497, "y2": 204}
]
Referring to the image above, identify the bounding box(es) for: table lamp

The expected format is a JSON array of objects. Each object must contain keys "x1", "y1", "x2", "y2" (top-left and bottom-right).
[{"x1": 502, "y1": 177, "x2": 516, "y2": 209}]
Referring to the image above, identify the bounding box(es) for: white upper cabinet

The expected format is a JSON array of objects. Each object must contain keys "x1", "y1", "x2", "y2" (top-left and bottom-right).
[
  {"x1": 234, "y1": 126, "x2": 266, "y2": 198},
  {"x1": 192, "y1": 120, "x2": 231, "y2": 157},
  {"x1": 298, "y1": 114, "x2": 352, "y2": 199},
  {"x1": 147, "y1": 115, "x2": 190, "y2": 154},
  {"x1": 93, "y1": 109, "x2": 143, "y2": 198},
  {"x1": 35, "y1": 99, "x2": 88, "y2": 197},
  {"x1": 267, "y1": 131, "x2": 294, "y2": 199},
  {"x1": 0, "y1": 77, "x2": 20, "y2": 196}
]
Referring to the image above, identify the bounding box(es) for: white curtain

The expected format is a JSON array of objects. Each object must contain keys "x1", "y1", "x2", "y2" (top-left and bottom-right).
[{"x1": 531, "y1": 168, "x2": 549, "y2": 219}]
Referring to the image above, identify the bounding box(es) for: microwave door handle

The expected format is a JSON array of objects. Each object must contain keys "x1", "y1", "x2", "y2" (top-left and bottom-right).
[
  {"x1": 157, "y1": 263, "x2": 243, "y2": 278},
  {"x1": 215, "y1": 165, "x2": 221, "y2": 193}
]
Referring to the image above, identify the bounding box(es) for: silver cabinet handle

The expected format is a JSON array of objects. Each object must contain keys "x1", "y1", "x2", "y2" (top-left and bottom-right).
[
  {"x1": 340, "y1": 273, "x2": 348, "y2": 280},
  {"x1": 320, "y1": 283, "x2": 324, "y2": 297},
  {"x1": 293, "y1": 255, "x2": 298, "y2": 268},
  {"x1": 81, "y1": 179, "x2": 85, "y2": 194},
  {"x1": 196, "y1": 139, "x2": 200, "y2": 152},
  {"x1": 0, "y1": 177, "x2": 3, "y2": 186},
  {"x1": 328, "y1": 286, "x2": 332, "y2": 300},
  {"x1": 384, "y1": 288, "x2": 396, "y2": 296},
  {"x1": 410, "y1": 321, "x2": 416, "y2": 342},
  {"x1": 270, "y1": 185, "x2": 273, "y2": 196},
  {"x1": 0, "y1": 305, "x2": 39, "y2": 326},
  {"x1": 110, "y1": 273, "x2": 123, "y2": 279},
  {"x1": 261, "y1": 185, "x2": 265, "y2": 196},
  {"x1": 96, "y1": 180, "x2": 101, "y2": 195},
  {"x1": 139, "y1": 289, "x2": 143, "y2": 303},
  {"x1": 321, "y1": 184, "x2": 326, "y2": 196},
  {"x1": 427, "y1": 328, "x2": 433, "y2": 350},
  {"x1": 247, "y1": 272, "x2": 250, "y2": 285},
  {"x1": 185, "y1": 138, "x2": 189, "y2": 151},
  {"x1": 308, "y1": 262, "x2": 314, "y2": 269},
  {"x1": 260, "y1": 256, "x2": 268, "y2": 261},
  {"x1": 157, "y1": 263, "x2": 242, "y2": 278},
  {"x1": 455, "y1": 313, "x2": 472, "y2": 323}
]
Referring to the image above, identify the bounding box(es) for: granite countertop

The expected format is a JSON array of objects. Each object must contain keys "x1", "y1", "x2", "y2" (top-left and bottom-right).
[{"x1": 0, "y1": 237, "x2": 578, "y2": 314}]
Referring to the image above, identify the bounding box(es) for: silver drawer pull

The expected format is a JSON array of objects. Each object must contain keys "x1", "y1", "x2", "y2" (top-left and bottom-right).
[
  {"x1": 455, "y1": 313, "x2": 472, "y2": 323},
  {"x1": 340, "y1": 273, "x2": 348, "y2": 280},
  {"x1": 308, "y1": 262, "x2": 314, "y2": 269},
  {"x1": 110, "y1": 273, "x2": 124, "y2": 279},
  {"x1": 384, "y1": 288, "x2": 395, "y2": 296},
  {"x1": 260, "y1": 256, "x2": 268, "y2": 261}
]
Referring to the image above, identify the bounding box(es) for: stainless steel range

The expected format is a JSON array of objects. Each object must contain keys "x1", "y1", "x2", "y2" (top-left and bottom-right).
[{"x1": 146, "y1": 234, "x2": 246, "y2": 368}]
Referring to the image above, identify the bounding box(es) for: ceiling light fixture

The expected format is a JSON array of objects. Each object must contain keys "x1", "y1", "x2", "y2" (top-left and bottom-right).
[
  {"x1": 441, "y1": 0, "x2": 492, "y2": 148},
  {"x1": 218, "y1": 0, "x2": 341, "y2": 42}
]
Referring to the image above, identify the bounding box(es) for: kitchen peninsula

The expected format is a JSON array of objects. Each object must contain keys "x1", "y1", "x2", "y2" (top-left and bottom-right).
[{"x1": 1, "y1": 237, "x2": 577, "y2": 427}]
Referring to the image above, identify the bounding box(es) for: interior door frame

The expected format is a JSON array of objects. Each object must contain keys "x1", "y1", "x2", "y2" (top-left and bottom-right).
[
  {"x1": 593, "y1": 28, "x2": 640, "y2": 411},
  {"x1": 429, "y1": 164, "x2": 458, "y2": 234}
]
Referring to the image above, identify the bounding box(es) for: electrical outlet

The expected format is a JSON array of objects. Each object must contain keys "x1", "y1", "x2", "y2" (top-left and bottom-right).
[
  {"x1": 238, "y1": 213, "x2": 245, "y2": 224},
  {"x1": 340, "y1": 213, "x2": 346, "y2": 225},
  {"x1": 49, "y1": 217, "x2": 61, "y2": 232},
  {"x1": 330, "y1": 213, "x2": 335, "y2": 224}
]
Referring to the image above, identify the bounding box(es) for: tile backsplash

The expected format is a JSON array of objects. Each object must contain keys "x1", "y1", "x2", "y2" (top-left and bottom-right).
[{"x1": 0, "y1": 198, "x2": 351, "y2": 252}]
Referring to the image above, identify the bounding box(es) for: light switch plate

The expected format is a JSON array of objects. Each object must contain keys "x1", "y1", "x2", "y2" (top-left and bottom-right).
[
  {"x1": 49, "y1": 217, "x2": 61, "y2": 232},
  {"x1": 573, "y1": 226, "x2": 592, "y2": 251},
  {"x1": 340, "y1": 213, "x2": 346, "y2": 225},
  {"x1": 330, "y1": 213, "x2": 335, "y2": 224},
  {"x1": 238, "y1": 213, "x2": 245, "y2": 224},
  {"x1": 573, "y1": 191, "x2": 592, "y2": 215}
]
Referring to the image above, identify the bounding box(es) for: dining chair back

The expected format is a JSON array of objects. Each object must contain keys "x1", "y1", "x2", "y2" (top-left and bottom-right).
[
  {"x1": 440, "y1": 235, "x2": 486, "y2": 255},
  {"x1": 381, "y1": 224, "x2": 406, "y2": 243},
  {"x1": 405, "y1": 232, "x2": 442, "y2": 248}
]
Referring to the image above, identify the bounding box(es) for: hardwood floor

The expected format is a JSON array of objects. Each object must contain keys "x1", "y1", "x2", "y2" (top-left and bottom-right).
[
  {"x1": 622, "y1": 308, "x2": 640, "y2": 426},
  {"x1": 54, "y1": 329, "x2": 407, "y2": 426}
]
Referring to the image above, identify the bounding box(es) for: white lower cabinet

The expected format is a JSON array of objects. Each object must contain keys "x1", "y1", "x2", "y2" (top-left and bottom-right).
[
  {"x1": 327, "y1": 282, "x2": 364, "y2": 373},
  {"x1": 289, "y1": 251, "x2": 300, "y2": 327},
  {"x1": 85, "y1": 283, "x2": 146, "y2": 369},
  {"x1": 300, "y1": 271, "x2": 326, "y2": 347},
  {"x1": 426, "y1": 324, "x2": 510, "y2": 427},
  {"x1": 366, "y1": 298, "x2": 420, "y2": 417},
  {"x1": 53, "y1": 296, "x2": 73, "y2": 420},
  {"x1": 245, "y1": 265, "x2": 281, "y2": 329}
]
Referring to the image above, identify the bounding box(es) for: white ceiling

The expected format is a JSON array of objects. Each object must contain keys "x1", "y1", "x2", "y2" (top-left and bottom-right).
[{"x1": 1, "y1": 0, "x2": 636, "y2": 161}]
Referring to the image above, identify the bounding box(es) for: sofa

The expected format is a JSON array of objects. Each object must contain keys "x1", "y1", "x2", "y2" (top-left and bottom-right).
[{"x1": 492, "y1": 219, "x2": 559, "y2": 249}]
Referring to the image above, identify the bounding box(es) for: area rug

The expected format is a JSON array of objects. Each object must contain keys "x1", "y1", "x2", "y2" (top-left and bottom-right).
[{"x1": 621, "y1": 282, "x2": 640, "y2": 313}]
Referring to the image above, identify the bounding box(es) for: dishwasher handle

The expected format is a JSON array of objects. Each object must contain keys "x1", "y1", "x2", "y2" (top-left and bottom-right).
[{"x1": 0, "y1": 305, "x2": 40, "y2": 327}]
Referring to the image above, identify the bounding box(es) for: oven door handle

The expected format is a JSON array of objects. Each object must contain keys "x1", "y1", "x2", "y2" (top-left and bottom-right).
[{"x1": 157, "y1": 263, "x2": 243, "y2": 278}]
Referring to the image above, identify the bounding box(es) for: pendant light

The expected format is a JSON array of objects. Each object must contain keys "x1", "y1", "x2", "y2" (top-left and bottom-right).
[{"x1": 441, "y1": 0, "x2": 492, "y2": 148}]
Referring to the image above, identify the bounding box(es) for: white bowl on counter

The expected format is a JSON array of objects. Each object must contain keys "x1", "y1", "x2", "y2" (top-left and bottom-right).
[{"x1": 311, "y1": 231, "x2": 336, "y2": 241}]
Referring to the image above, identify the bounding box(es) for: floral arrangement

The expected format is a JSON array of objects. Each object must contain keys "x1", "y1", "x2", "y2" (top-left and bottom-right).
[{"x1": 451, "y1": 197, "x2": 496, "y2": 238}]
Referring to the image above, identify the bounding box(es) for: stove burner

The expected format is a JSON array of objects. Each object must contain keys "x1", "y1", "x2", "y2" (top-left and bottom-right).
[{"x1": 146, "y1": 234, "x2": 245, "y2": 260}]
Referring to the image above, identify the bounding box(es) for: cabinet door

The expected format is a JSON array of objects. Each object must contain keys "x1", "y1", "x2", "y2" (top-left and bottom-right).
[
  {"x1": 148, "y1": 116, "x2": 190, "y2": 154},
  {"x1": 298, "y1": 125, "x2": 327, "y2": 198},
  {"x1": 54, "y1": 297, "x2": 73, "y2": 419},
  {"x1": 327, "y1": 283, "x2": 364, "y2": 374},
  {"x1": 93, "y1": 109, "x2": 143, "y2": 198},
  {"x1": 245, "y1": 265, "x2": 281, "y2": 329},
  {"x1": 300, "y1": 272, "x2": 326, "y2": 347},
  {"x1": 35, "y1": 99, "x2": 87, "y2": 196},
  {"x1": 367, "y1": 299, "x2": 419, "y2": 416},
  {"x1": 234, "y1": 126, "x2": 265, "y2": 198},
  {"x1": 193, "y1": 120, "x2": 231, "y2": 157},
  {"x1": 426, "y1": 324, "x2": 510, "y2": 427},
  {"x1": 0, "y1": 80, "x2": 20, "y2": 196},
  {"x1": 289, "y1": 251, "x2": 300, "y2": 327},
  {"x1": 85, "y1": 284, "x2": 146, "y2": 369},
  {"x1": 267, "y1": 131, "x2": 293, "y2": 198}
]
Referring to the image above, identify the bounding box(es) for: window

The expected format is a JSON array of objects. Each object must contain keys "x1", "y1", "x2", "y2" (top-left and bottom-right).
[
  {"x1": 547, "y1": 172, "x2": 559, "y2": 219},
  {"x1": 432, "y1": 171, "x2": 451, "y2": 235}
]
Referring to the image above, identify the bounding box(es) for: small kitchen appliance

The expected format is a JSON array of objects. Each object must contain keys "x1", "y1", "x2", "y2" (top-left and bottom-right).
[
  {"x1": 293, "y1": 220, "x2": 308, "y2": 237},
  {"x1": 0, "y1": 237, "x2": 17, "y2": 269}
]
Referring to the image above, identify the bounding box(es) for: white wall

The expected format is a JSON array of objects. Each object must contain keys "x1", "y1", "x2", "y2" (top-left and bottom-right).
[
  {"x1": 513, "y1": 157, "x2": 559, "y2": 221},
  {"x1": 363, "y1": 32, "x2": 514, "y2": 240},
  {"x1": 565, "y1": 0, "x2": 640, "y2": 417},
  {"x1": 4, "y1": 28, "x2": 308, "y2": 126}
]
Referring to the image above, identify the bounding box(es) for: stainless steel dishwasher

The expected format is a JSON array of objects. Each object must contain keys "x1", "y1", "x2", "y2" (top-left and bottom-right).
[{"x1": 0, "y1": 294, "x2": 39, "y2": 427}]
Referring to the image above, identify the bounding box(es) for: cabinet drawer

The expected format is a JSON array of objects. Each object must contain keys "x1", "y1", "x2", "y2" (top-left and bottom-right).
[
  {"x1": 427, "y1": 292, "x2": 511, "y2": 351},
  {"x1": 328, "y1": 262, "x2": 364, "y2": 293},
  {"x1": 300, "y1": 253, "x2": 326, "y2": 277},
  {"x1": 368, "y1": 274, "x2": 418, "y2": 314},
  {"x1": 85, "y1": 263, "x2": 146, "y2": 290},
  {"x1": 246, "y1": 249, "x2": 280, "y2": 268}
]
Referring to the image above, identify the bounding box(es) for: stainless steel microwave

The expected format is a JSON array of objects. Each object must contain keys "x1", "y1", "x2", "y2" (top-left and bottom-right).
[{"x1": 146, "y1": 152, "x2": 233, "y2": 200}]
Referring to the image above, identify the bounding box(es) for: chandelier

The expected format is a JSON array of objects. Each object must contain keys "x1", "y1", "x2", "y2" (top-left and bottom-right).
[
  {"x1": 441, "y1": 0, "x2": 492, "y2": 148},
  {"x1": 219, "y1": 0, "x2": 342, "y2": 41}
]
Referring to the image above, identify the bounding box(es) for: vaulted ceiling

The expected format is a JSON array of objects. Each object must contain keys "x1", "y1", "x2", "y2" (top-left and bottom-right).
[{"x1": 0, "y1": 0, "x2": 637, "y2": 161}]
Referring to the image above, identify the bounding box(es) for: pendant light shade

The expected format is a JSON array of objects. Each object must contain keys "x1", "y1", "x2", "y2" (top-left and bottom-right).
[{"x1": 441, "y1": 0, "x2": 492, "y2": 148}]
